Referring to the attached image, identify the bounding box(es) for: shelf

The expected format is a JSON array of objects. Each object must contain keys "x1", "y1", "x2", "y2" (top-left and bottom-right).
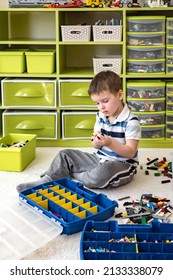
[
  {"x1": 59, "y1": 41, "x2": 123, "y2": 45},
  {"x1": 0, "y1": 7, "x2": 173, "y2": 148},
  {"x1": 0, "y1": 39, "x2": 56, "y2": 45},
  {"x1": 59, "y1": 68, "x2": 94, "y2": 78},
  {"x1": 0, "y1": 73, "x2": 57, "y2": 78}
]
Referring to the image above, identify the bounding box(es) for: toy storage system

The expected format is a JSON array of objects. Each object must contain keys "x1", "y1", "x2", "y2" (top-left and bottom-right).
[
  {"x1": 1, "y1": 8, "x2": 173, "y2": 148},
  {"x1": 0, "y1": 133, "x2": 36, "y2": 171},
  {"x1": 19, "y1": 178, "x2": 118, "y2": 235},
  {"x1": 80, "y1": 220, "x2": 173, "y2": 260}
]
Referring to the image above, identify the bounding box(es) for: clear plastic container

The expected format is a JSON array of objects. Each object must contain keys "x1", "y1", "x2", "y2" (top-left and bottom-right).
[
  {"x1": 141, "y1": 125, "x2": 165, "y2": 139},
  {"x1": 127, "y1": 46, "x2": 165, "y2": 60},
  {"x1": 133, "y1": 112, "x2": 165, "y2": 125},
  {"x1": 127, "y1": 33, "x2": 165, "y2": 46},
  {"x1": 127, "y1": 98, "x2": 165, "y2": 112},
  {"x1": 166, "y1": 65, "x2": 173, "y2": 73},
  {"x1": 127, "y1": 80, "x2": 165, "y2": 98},
  {"x1": 167, "y1": 17, "x2": 173, "y2": 29},
  {"x1": 127, "y1": 17, "x2": 165, "y2": 32},
  {"x1": 167, "y1": 103, "x2": 173, "y2": 111},
  {"x1": 127, "y1": 60, "x2": 165, "y2": 73}
]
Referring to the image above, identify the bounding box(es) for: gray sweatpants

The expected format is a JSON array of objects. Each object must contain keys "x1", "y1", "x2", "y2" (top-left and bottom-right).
[{"x1": 42, "y1": 149, "x2": 136, "y2": 189}]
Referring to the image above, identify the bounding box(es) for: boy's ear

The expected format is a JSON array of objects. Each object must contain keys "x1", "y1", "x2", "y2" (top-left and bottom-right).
[{"x1": 118, "y1": 90, "x2": 123, "y2": 100}]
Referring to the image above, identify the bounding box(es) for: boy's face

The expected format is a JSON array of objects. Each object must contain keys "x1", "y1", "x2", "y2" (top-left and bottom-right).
[{"x1": 91, "y1": 90, "x2": 123, "y2": 118}]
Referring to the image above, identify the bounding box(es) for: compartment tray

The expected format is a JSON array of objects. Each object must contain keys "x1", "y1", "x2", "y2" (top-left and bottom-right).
[
  {"x1": 19, "y1": 178, "x2": 118, "y2": 235},
  {"x1": 80, "y1": 220, "x2": 173, "y2": 260}
]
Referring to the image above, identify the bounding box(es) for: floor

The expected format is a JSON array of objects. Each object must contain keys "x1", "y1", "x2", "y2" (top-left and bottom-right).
[{"x1": 0, "y1": 147, "x2": 173, "y2": 260}]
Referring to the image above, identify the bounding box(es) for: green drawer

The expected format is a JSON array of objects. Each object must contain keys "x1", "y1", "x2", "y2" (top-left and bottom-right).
[
  {"x1": 0, "y1": 110, "x2": 2, "y2": 137},
  {"x1": 2, "y1": 78, "x2": 57, "y2": 108},
  {"x1": 3, "y1": 110, "x2": 57, "y2": 140},
  {"x1": 62, "y1": 112, "x2": 96, "y2": 139},
  {"x1": 59, "y1": 80, "x2": 95, "y2": 107}
]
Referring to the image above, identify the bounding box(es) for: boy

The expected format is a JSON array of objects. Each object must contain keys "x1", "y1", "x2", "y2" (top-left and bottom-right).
[{"x1": 16, "y1": 71, "x2": 141, "y2": 192}]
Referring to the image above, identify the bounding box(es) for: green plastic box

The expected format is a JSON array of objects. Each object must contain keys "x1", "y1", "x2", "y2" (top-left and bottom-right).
[
  {"x1": 0, "y1": 110, "x2": 2, "y2": 136},
  {"x1": 25, "y1": 50, "x2": 56, "y2": 74},
  {"x1": 0, "y1": 50, "x2": 26, "y2": 73},
  {"x1": 0, "y1": 133, "x2": 36, "y2": 171}
]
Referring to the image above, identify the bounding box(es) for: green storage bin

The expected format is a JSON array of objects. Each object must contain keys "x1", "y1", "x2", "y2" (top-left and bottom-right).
[
  {"x1": 0, "y1": 133, "x2": 36, "y2": 171},
  {"x1": 62, "y1": 111, "x2": 96, "y2": 139},
  {"x1": 59, "y1": 80, "x2": 94, "y2": 107},
  {"x1": 25, "y1": 50, "x2": 56, "y2": 74},
  {"x1": 0, "y1": 50, "x2": 26, "y2": 73},
  {"x1": 3, "y1": 110, "x2": 58, "y2": 140},
  {"x1": 2, "y1": 78, "x2": 57, "y2": 108},
  {"x1": 0, "y1": 110, "x2": 2, "y2": 137}
]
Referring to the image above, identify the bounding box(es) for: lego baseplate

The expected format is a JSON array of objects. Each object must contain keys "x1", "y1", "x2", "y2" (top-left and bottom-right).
[
  {"x1": 80, "y1": 220, "x2": 173, "y2": 260},
  {"x1": 19, "y1": 178, "x2": 118, "y2": 235},
  {"x1": 0, "y1": 196, "x2": 62, "y2": 260}
]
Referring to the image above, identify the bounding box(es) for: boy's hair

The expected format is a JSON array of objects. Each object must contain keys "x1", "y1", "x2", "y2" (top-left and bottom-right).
[{"x1": 88, "y1": 71, "x2": 122, "y2": 96}]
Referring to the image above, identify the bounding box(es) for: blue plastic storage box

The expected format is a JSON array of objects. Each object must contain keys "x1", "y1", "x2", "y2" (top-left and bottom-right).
[
  {"x1": 80, "y1": 220, "x2": 173, "y2": 260},
  {"x1": 19, "y1": 178, "x2": 118, "y2": 235}
]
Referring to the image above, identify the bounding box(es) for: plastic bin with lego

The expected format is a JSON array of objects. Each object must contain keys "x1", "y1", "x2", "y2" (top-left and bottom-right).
[
  {"x1": 80, "y1": 220, "x2": 173, "y2": 260},
  {"x1": 127, "y1": 33, "x2": 165, "y2": 46},
  {"x1": 127, "y1": 46, "x2": 165, "y2": 60},
  {"x1": 127, "y1": 98, "x2": 165, "y2": 112},
  {"x1": 127, "y1": 60, "x2": 165, "y2": 74},
  {"x1": 141, "y1": 125, "x2": 165, "y2": 139},
  {"x1": 133, "y1": 112, "x2": 165, "y2": 125},
  {"x1": 0, "y1": 133, "x2": 36, "y2": 171},
  {"x1": 127, "y1": 80, "x2": 165, "y2": 99},
  {"x1": 127, "y1": 16, "x2": 165, "y2": 32}
]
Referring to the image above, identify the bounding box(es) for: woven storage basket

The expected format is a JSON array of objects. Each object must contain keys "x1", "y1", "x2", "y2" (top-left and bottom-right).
[
  {"x1": 61, "y1": 25, "x2": 91, "y2": 42},
  {"x1": 93, "y1": 56, "x2": 122, "y2": 74},
  {"x1": 93, "y1": 25, "x2": 122, "y2": 42}
]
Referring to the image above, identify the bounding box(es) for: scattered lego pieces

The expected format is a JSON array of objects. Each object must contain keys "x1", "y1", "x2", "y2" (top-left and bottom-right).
[
  {"x1": 118, "y1": 195, "x2": 130, "y2": 201},
  {"x1": 115, "y1": 193, "x2": 173, "y2": 225},
  {"x1": 146, "y1": 157, "x2": 159, "y2": 166},
  {"x1": 143, "y1": 157, "x2": 172, "y2": 182},
  {"x1": 161, "y1": 180, "x2": 171, "y2": 184}
]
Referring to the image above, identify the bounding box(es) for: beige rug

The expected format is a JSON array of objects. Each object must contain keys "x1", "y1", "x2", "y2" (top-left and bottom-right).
[{"x1": 0, "y1": 147, "x2": 173, "y2": 260}]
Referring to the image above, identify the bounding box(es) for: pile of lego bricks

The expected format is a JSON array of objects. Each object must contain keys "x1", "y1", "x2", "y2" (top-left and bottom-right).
[
  {"x1": 115, "y1": 193, "x2": 173, "y2": 225},
  {"x1": 142, "y1": 157, "x2": 172, "y2": 184}
]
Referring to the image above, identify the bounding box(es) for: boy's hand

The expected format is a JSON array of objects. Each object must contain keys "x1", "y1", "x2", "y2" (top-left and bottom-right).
[{"x1": 91, "y1": 132, "x2": 112, "y2": 148}]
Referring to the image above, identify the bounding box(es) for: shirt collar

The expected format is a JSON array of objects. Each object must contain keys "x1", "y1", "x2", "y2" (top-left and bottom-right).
[{"x1": 100, "y1": 103, "x2": 131, "y2": 124}]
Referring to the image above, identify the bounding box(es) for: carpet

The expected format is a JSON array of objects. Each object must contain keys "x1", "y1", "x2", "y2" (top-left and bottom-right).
[{"x1": 0, "y1": 147, "x2": 173, "y2": 260}]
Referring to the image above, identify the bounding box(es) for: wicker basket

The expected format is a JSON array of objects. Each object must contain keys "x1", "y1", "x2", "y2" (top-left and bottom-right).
[
  {"x1": 93, "y1": 56, "x2": 122, "y2": 74},
  {"x1": 61, "y1": 25, "x2": 91, "y2": 42},
  {"x1": 93, "y1": 25, "x2": 122, "y2": 42}
]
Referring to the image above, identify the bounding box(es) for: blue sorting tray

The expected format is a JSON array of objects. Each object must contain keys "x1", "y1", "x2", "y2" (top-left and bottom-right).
[
  {"x1": 19, "y1": 178, "x2": 118, "y2": 235},
  {"x1": 80, "y1": 220, "x2": 173, "y2": 260}
]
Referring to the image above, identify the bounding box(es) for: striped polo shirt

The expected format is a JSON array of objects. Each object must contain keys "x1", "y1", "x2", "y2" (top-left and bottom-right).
[{"x1": 94, "y1": 103, "x2": 141, "y2": 165}]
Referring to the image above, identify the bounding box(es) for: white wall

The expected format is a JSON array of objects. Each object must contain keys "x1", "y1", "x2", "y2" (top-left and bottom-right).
[{"x1": 0, "y1": 0, "x2": 8, "y2": 8}]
